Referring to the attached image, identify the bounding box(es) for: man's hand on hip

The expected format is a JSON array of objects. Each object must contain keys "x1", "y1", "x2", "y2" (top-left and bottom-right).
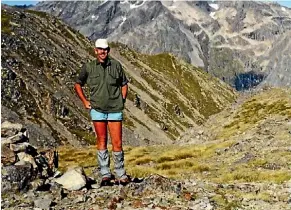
[{"x1": 84, "y1": 100, "x2": 91, "y2": 109}]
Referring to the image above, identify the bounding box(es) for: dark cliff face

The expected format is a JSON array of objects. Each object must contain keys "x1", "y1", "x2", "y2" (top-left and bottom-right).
[
  {"x1": 34, "y1": 1, "x2": 291, "y2": 90},
  {"x1": 1, "y1": 5, "x2": 236, "y2": 148}
]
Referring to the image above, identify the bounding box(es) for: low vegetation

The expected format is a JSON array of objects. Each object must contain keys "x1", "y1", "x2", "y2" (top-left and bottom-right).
[
  {"x1": 220, "y1": 88, "x2": 291, "y2": 139},
  {"x1": 58, "y1": 138, "x2": 290, "y2": 184},
  {"x1": 58, "y1": 88, "x2": 291, "y2": 186},
  {"x1": 1, "y1": 11, "x2": 12, "y2": 33}
]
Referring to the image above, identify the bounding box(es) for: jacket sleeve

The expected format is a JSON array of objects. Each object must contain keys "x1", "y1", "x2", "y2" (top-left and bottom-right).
[{"x1": 75, "y1": 64, "x2": 88, "y2": 86}]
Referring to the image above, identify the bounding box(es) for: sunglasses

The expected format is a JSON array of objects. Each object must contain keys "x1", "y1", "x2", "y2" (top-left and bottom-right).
[{"x1": 96, "y1": 47, "x2": 109, "y2": 51}]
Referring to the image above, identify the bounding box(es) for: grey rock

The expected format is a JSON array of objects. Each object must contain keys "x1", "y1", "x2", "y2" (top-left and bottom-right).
[
  {"x1": 34, "y1": 195, "x2": 53, "y2": 210},
  {"x1": 15, "y1": 159, "x2": 27, "y2": 166},
  {"x1": 1, "y1": 106, "x2": 20, "y2": 122},
  {"x1": 17, "y1": 152, "x2": 38, "y2": 168},
  {"x1": 1, "y1": 132, "x2": 28, "y2": 145},
  {"x1": 1, "y1": 162, "x2": 33, "y2": 193},
  {"x1": 1, "y1": 121, "x2": 23, "y2": 131},
  {"x1": 10, "y1": 142, "x2": 31, "y2": 152}
]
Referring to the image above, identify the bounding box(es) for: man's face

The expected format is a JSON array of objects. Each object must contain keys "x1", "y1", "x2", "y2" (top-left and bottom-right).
[{"x1": 95, "y1": 47, "x2": 109, "y2": 62}]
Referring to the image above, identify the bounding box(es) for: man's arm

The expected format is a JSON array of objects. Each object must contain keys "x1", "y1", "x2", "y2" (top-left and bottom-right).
[
  {"x1": 75, "y1": 64, "x2": 91, "y2": 109},
  {"x1": 119, "y1": 62, "x2": 128, "y2": 103},
  {"x1": 122, "y1": 84, "x2": 128, "y2": 102},
  {"x1": 74, "y1": 83, "x2": 91, "y2": 109}
]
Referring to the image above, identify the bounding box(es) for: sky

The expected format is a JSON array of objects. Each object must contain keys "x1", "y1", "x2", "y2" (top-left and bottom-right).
[{"x1": 1, "y1": 0, "x2": 291, "y2": 8}]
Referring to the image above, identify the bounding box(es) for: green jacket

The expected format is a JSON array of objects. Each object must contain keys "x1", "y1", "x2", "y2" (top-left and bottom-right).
[{"x1": 76, "y1": 57, "x2": 128, "y2": 113}]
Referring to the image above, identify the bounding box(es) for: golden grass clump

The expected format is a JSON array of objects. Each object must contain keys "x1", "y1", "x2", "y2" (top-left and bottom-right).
[{"x1": 213, "y1": 167, "x2": 291, "y2": 184}]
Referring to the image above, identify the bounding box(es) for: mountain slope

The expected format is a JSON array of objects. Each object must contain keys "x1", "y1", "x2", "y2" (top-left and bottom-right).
[
  {"x1": 34, "y1": 0, "x2": 291, "y2": 89},
  {"x1": 1, "y1": 5, "x2": 236, "y2": 147}
]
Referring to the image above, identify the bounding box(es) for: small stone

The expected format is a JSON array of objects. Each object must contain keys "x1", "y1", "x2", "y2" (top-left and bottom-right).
[
  {"x1": 91, "y1": 184, "x2": 100, "y2": 189},
  {"x1": 198, "y1": 130, "x2": 204, "y2": 135},
  {"x1": 74, "y1": 195, "x2": 85, "y2": 203},
  {"x1": 132, "y1": 200, "x2": 144, "y2": 208},
  {"x1": 34, "y1": 196, "x2": 52, "y2": 209},
  {"x1": 147, "y1": 203, "x2": 155, "y2": 208},
  {"x1": 53, "y1": 170, "x2": 62, "y2": 178},
  {"x1": 108, "y1": 200, "x2": 117, "y2": 209},
  {"x1": 15, "y1": 160, "x2": 27, "y2": 166},
  {"x1": 112, "y1": 196, "x2": 123, "y2": 203},
  {"x1": 31, "y1": 179, "x2": 46, "y2": 191},
  {"x1": 183, "y1": 192, "x2": 194, "y2": 201},
  {"x1": 116, "y1": 203, "x2": 122, "y2": 209}
]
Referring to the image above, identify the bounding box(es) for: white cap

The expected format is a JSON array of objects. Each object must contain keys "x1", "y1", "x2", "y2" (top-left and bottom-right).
[{"x1": 95, "y1": 38, "x2": 109, "y2": 48}]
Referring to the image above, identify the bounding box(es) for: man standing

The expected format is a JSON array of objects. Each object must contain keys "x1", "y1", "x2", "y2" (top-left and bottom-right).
[{"x1": 74, "y1": 39, "x2": 129, "y2": 186}]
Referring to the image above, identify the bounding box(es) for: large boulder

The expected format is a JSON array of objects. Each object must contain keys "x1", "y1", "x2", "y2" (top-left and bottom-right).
[
  {"x1": 55, "y1": 167, "x2": 87, "y2": 190},
  {"x1": 1, "y1": 121, "x2": 23, "y2": 137},
  {"x1": 1, "y1": 162, "x2": 33, "y2": 193}
]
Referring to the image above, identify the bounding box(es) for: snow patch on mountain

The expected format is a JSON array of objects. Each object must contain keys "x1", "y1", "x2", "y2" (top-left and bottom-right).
[
  {"x1": 120, "y1": 16, "x2": 127, "y2": 26},
  {"x1": 209, "y1": 3, "x2": 219, "y2": 10},
  {"x1": 210, "y1": 12, "x2": 216, "y2": 19},
  {"x1": 130, "y1": 1, "x2": 146, "y2": 9}
]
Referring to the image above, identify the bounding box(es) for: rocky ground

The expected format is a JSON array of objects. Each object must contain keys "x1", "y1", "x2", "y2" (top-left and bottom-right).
[{"x1": 2, "y1": 174, "x2": 290, "y2": 210}]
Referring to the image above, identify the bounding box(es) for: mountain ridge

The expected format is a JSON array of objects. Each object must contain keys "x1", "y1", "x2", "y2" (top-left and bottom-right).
[{"x1": 34, "y1": 0, "x2": 291, "y2": 89}]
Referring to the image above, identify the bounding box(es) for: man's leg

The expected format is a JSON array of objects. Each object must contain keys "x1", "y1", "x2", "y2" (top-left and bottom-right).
[
  {"x1": 92, "y1": 121, "x2": 111, "y2": 178},
  {"x1": 108, "y1": 121, "x2": 127, "y2": 180}
]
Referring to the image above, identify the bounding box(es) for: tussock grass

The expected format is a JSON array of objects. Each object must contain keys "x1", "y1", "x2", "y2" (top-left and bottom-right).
[
  {"x1": 58, "y1": 117, "x2": 291, "y2": 183},
  {"x1": 134, "y1": 157, "x2": 153, "y2": 165},
  {"x1": 57, "y1": 146, "x2": 97, "y2": 174},
  {"x1": 191, "y1": 164, "x2": 210, "y2": 173},
  {"x1": 156, "y1": 155, "x2": 175, "y2": 163},
  {"x1": 214, "y1": 167, "x2": 291, "y2": 184},
  {"x1": 155, "y1": 159, "x2": 194, "y2": 170},
  {"x1": 127, "y1": 166, "x2": 156, "y2": 178},
  {"x1": 68, "y1": 128, "x2": 96, "y2": 145}
]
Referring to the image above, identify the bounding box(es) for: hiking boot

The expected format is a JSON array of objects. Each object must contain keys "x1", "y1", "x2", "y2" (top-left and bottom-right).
[
  {"x1": 100, "y1": 177, "x2": 114, "y2": 187},
  {"x1": 118, "y1": 176, "x2": 131, "y2": 186}
]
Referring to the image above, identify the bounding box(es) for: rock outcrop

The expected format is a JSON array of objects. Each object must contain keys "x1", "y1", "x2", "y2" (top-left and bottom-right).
[{"x1": 1, "y1": 121, "x2": 59, "y2": 194}]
